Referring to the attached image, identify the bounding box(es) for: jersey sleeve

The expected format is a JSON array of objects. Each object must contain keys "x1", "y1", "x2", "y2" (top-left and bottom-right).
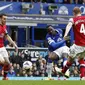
[
  {"x1": 3, "y1": 25, "x2": 8, "y2": 35},
  {"x1": 46, "y1": 35, "x2": 65, "y2": 49},
  {"x1": 47, "y1": 37, "x2": 55, "y2": 45},
  {"x1": 69, "y1": 18, "x2": 74, "y2": 24}
]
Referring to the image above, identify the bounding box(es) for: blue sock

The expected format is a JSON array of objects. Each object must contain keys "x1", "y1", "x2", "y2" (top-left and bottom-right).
[
  {"x1": 48, "y1": 58, "x2": 52, "y2": 63},
  {"x1": 54, "y1": 57, "x2": 59, "y2": 64},
  {"x1": 0, "y1": 66, "x2": 2, "y2": 70},
  {"x1": 63, "y1": 57, "x2": 67, "y2": 61},
  {"x1": 54, "y1": 60, "x2": 57, "y2": 64}
]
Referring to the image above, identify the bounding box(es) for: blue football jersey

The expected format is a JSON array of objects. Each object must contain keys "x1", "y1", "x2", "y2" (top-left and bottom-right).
[{"x1": 46, "y1": 29, "x2": 66, "y2": 51}]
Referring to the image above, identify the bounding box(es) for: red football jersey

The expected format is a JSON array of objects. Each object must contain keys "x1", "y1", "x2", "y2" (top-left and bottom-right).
[
  {"x1": 73, "y1": 16, "x2": 85, "y2": 46},
  {"x1": 0, "y1": 25, "x2": 7, "y2": 47}
]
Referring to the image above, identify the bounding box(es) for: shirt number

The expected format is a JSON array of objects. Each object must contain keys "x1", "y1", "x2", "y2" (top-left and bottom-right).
[{"x1": 80, "y1": 24, "x2": 85, "y2": 35}]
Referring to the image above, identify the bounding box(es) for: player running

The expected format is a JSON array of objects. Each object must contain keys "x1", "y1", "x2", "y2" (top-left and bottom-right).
[{"x1": 0, "y1": 13, "x2": 18, "y2": 80}]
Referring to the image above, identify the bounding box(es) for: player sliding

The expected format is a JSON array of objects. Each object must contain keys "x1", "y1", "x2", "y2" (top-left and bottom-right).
[
  {"x1": 0, "y1": 13, "x2": 18, "y2": 80},
  {"x1": 55, "y1": 7, "x2": 85, "y2": 80},
  {"x1": 45, "y1": 25, "x2": 70, "y2": 80}
]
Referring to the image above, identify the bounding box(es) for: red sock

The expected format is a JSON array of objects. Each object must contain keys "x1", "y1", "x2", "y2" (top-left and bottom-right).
[
  {"x1": 78, "y1": 59, "x2": 85, "y2": 64},
  {"x1": 80, "y1": 67, "x2": 85, "y2": 78},
  {"x1": 78, "y1": 59, "x2": 85, "y2": 78},
  {"x1": 3, "y1": 64, "x2": 11, "y2": 71},
  {"x1": 3, "y1": 64, "x2": 11, "y2": 78},
  {"x1": 62, "y1": 61, "x2": 72, "y2": 73}
]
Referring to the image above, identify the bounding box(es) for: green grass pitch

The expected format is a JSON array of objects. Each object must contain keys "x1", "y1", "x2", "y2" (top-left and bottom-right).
[{"x1": 0, "y1": 80, "x2": 85, "y2": 85}]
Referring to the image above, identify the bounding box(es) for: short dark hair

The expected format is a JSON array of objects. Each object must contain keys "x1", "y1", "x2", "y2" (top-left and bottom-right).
[
  {"x1": 0, "y1": 13, "x2": 7, "y2": 18},
  {"x1": 46, "y1": 25, "x2": 52, "y2": 29}
]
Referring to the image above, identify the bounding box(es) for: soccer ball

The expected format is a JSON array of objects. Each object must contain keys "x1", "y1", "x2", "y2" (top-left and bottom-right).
[{"x1": 23, "y1": 61, "x2": 32, "y2": 70}]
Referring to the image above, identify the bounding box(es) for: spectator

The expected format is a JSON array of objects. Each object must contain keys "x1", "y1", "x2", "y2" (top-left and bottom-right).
[
  {"x1": 82, "y1": 0, "x2": 85, "y2": 4},
  {"x1": 73, "y1": 66, "x2": 79, "y2": 77},
  {"x1": 46, "y1": 0, "x2": 54, "y2": 3},
  {"x1": 74, "y1": 0, "x2": 82, "y2": 4},
  {"x1": 20, "y1": 70, "x2": 28, "y2": 77},
  {"x1": 63, "y1": 0, "x2": 70, "y2": 4},
  {"x1": 54, "y1": 0, "x2": 63, "y2": 3},
  {"x1": 14, "y1": 64, "x2": 21, "y2": 76},
  {"x1": 7, "y1": 66, "x2": 16, "y2": 77},
  {"x1": 0, "y1": 0, "x2": 5, "y2": 1},
  {"x1": 33, "y1": 70, "x2": 40, "y2": 76},
  {"x1": 6, "y1": 0, "x2": 17, "y2": 1}
]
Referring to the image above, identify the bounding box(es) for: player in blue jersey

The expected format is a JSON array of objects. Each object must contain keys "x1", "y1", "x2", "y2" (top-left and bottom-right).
[{"x1": 45, "y1": 25, "x2": 70, "y2": 80}]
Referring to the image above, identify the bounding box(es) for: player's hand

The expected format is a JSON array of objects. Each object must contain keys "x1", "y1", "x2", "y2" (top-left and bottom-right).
[
  {"x1": 63, "y1": 36, "x2": 70, "y2": 41},
  {"x1": 15, "y1": 45, "x2": 18, "y2": 53}
]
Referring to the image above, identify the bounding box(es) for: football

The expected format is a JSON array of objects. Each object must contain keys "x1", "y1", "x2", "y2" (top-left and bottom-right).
[{"x1": 23, "y1": 61, "x2": 32, "y2": 70}]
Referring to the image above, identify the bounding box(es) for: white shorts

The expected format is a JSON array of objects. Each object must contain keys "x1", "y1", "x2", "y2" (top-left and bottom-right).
[
  {"x1": 69, "y1": 44, "x2": 85, "y2": 58},
  {"x1": 0, "y1": 47, "x2": 9, "y2": 58},
  {"x1": 53, "y1": 46, "x2": 69, "y2": 58}
]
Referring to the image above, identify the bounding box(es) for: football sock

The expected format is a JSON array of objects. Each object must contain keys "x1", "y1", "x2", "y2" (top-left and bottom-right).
[
  {"x1": 53, "y1": 57, "x2": 59, "y2": 64},
  {"x1": 47, "y1": 58, "x2": 53, "y2": 78},
  {"x1": 78, "y1": 59, "x2": 85, "y2": 78},
  {"x1": 0, "y1": 64, "x2": 3, "y2": 70},
  {"x1": 62, "y1": 61, "x2": 72, "y2": 73},
  {"x1": 3, "y1": 64, "x2": 11, "y2": 78}
]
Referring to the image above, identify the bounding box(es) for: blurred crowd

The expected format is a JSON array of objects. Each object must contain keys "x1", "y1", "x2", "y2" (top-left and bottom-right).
[
  {"x1": 0, "y1": 0, "x2": 85, "y2": 4},
  {"x1": 0, "y1": 50, "x2": 80, "y2": 77}
]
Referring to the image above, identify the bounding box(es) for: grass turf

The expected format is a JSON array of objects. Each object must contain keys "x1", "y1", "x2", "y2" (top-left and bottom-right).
[{"x1": 0, "y1": 80, "x2": 85, "y2": 85}]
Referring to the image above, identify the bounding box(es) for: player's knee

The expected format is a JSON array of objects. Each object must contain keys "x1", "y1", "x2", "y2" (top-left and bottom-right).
[
  {"x1": 49, "y1": 55, "x2": 54, "y2": 60},
  {"x1": 4, "y1": 61, "x2": 10, "y2": 65},
  {"x1": 62, "y1": 53, "x2": 68, "y2": 58},
  {"x1": 69, "y1": 56, "x2": 74, "y2": 62},
  {"x1": 49, "y1": 52, "x2": 57, "y2": 60},
  {"x1": 4, "y1": 57, "x2": 10, "y2": 65}
]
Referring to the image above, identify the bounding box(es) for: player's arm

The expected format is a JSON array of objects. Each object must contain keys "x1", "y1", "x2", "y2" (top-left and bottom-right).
[
  {"x1": 50, "y1": 40, "x2": 65, "y2": 49},
  {"x1": 47, "y1": 38, "x2": 65, "y2": 49},
  {"x1": 64, "y1": 18, "x2": 73, "y2": 37},
  {"x1": 5, "y1": 34, "x2": 17, "y2": 47},
  {"x1": 5, "y1": 34, "x2": 18, "y2": 52},
  {"x1": 4, "y1": 29, "x2": 17, "y2": 48}
]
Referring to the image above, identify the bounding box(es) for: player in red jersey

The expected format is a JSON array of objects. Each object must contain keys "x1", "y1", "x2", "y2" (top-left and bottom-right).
[
  {"x1": 0, "y1": 13, "x2": 18, "y2": 80},
  {"x1": 55, "y1": 7, "x2": 85, "y2": 80}
]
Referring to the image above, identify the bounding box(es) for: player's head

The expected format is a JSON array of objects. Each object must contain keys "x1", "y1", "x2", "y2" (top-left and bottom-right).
[
  {"x1": 73, "y1": 7, "x2": 81, "y2": 16},
  {"x1": 0, "y1": 13, "x2": 7, "y2": 25},
  {"x1": 46, "y1": 25, "x2": 57, "y2": 35}
]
